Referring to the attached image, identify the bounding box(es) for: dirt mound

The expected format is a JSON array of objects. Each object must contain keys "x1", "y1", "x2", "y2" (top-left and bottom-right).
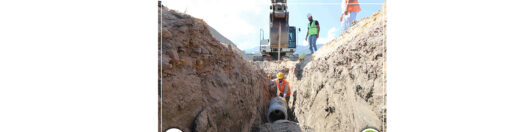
[
  {"x1": 207, "y1": 25, "x2": 251, "y2": 60},
  {"x1": 252, "y1": 121, "x2": 302, "y2": 132},
  {"x1": 252, "y1": 61, "x2": 298, "y2": 77},
  {"x1": 158, "y1": 6, "x2": 271, "y2": 132},
  {"x1": 290, "y1": 4, "x2": 387, "y2": 132}
]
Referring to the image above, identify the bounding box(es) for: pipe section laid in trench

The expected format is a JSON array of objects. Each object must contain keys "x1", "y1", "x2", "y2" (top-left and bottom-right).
[{"x1": 267, "y1": 97, "x2": 288, "y2": 123}]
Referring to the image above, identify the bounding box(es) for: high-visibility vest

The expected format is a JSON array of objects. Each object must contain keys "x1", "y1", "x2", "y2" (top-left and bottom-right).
[
  {"x1": 346, "y1": 0, "x2": 361, "y2": 12},
  {"x1": 276, "y1": 80, "x2": 291, "y2": 97},
  {"x1": 308, "y1": 20, "x2": 318, "y2": 36}
]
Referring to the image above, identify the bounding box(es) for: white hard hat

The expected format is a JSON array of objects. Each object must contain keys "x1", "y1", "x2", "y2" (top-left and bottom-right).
[{"x1": 307, "y1": 13, "x2": 312, "y2": 18}]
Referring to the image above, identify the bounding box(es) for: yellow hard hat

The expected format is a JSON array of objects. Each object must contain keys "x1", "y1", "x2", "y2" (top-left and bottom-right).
[
  {"x1": 277, "y1": 72, "x2": 284, "y2": 79},
  {"x1": 267, "y1": 74, "x2": 271, "y2": 79}
]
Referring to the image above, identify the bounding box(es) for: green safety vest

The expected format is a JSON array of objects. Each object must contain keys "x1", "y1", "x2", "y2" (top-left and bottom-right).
[{"x1": 308, "y1": 20, "x2": 318, "y2": 35}]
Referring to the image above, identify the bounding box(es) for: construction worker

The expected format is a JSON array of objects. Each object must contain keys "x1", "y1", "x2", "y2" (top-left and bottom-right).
[
  {"x1": 305, "y1": 13, "x2": 320, "y2": 54},
  {"x1": 275, "y1": 72, "x2": 291, "y2": 103},
  {"x1": 340, "y1": 0, "x2": 361, "y2": 31}
]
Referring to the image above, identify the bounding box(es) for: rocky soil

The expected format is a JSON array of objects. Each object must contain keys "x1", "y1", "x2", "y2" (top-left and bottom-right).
[
  {"x1": 291, "y1": 4, "x2": 387, "y2": 132},
  {"x1": 158, "y1": 6, "x2": 271, "y2": 132}
]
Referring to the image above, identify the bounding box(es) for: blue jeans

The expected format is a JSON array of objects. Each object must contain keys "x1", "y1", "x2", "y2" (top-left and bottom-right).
[
  {"x1": 342, "y1": 11, "x2": 359, "y2": 31},
  {"x1": 308, "y1": 35, "x2": 317, "y2": 54}
]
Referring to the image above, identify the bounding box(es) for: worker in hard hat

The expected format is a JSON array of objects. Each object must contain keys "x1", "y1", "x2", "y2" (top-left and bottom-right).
[
  {"x1": 305, "y1": 13, "x2": 320, "y2": 54},
  {"x1": 340, "y1": 0, "x2": 361, "y2": 31},
  {"x1": 275, "y1": 72, "x2": 291, "y2": 103}
]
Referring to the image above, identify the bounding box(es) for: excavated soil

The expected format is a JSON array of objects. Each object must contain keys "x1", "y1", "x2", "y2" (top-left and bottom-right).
[
  {"x1": 158, "y1": 7, "x2": 272, "y2": 132},
  {"x1": 291, "y1": 5, "x2": 387, "y2": 132},
  {"x1": 254, "y1": 4, "x2": 387, "y2": 132},
  {"x1": 160, "y1": 3, "x2": 386, "y2": 132}
]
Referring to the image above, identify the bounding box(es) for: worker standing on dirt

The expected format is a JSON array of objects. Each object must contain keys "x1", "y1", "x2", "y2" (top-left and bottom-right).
[
  {"x1": 275, "y1": 72, "x2": 291, "y2": 103},
  {"x1": 305, "y1": 13, "x2": 320, "y2": 54},
  {"x1": 340, "y1": 0, "x2": 361, "y2": 31}
]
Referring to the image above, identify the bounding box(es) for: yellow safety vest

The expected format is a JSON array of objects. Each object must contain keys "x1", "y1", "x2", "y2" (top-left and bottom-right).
[{"x1": 308, "y1": 20, "x2": 318, "y2": 36}]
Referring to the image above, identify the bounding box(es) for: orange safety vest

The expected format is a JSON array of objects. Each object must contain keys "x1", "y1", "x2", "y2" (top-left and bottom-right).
[
  {"x1": 346, "y1": 0, "x2": 361, "y2": 12},
  {"x1": 276, "y1": 80, "x2": 291, "y2": 97}
]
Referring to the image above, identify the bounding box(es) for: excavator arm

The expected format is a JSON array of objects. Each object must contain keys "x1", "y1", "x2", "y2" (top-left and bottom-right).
[{"x1": 269, "y1": 0, "x2": 289, "y2": 49}]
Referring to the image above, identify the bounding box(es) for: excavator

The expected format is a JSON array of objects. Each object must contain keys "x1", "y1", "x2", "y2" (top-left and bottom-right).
[{"x1": 253, "y1": 0, "x2": 299, "y2": 61}]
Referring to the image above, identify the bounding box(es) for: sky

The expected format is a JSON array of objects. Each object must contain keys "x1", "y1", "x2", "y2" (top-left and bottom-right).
[{"x1": 163, "y1": 0, "x2": 384, "y2": 51}]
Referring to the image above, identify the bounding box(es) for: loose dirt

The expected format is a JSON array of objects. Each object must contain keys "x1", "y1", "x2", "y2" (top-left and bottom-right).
[
  {"x1": 160, "y1": 3, "x2": 386, "y2": 132},
  {"x1": 159, "y1": 7, "x2": 271, "y2": 132}
]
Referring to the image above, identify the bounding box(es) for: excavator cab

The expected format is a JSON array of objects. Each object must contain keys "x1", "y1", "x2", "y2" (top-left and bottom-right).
[{"x1": 288, "y1": 26, "x2": 296, "y2": 48}]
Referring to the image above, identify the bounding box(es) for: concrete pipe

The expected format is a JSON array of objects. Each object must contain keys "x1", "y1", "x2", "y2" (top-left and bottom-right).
[{"x1": 267, "y1": 97, "x2": 288, "y2": 123}]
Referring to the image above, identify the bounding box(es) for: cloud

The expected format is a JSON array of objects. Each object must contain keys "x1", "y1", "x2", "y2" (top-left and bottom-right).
[
  {"x1": 317, "y1": 27, "x2": 337, "y2": 44},
  {"x1": 163, "y1": 0, "x2": 269, "y2": 50}
]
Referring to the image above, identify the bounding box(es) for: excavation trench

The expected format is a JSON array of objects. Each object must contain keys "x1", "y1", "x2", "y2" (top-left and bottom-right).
[
  {"x1": 160, "y1": 2, "x2": 386, "y2": 132},
  {"x1": 249, "y1": 57, "x2": 313, "y2": 132}
]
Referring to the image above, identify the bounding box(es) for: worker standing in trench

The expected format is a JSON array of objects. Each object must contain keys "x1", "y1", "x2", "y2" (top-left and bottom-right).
[
  {"x1": 275, "y1": 72, "x2": 291, "y2": 106},
  {"x1": 267, "y1": 72, "x2": 292, "y2": 115}
]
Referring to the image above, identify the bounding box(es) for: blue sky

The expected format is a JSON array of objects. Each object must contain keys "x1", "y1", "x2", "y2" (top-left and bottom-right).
[{"x1": 163, "y1": 0, "x2": 384, "y2": 50}]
